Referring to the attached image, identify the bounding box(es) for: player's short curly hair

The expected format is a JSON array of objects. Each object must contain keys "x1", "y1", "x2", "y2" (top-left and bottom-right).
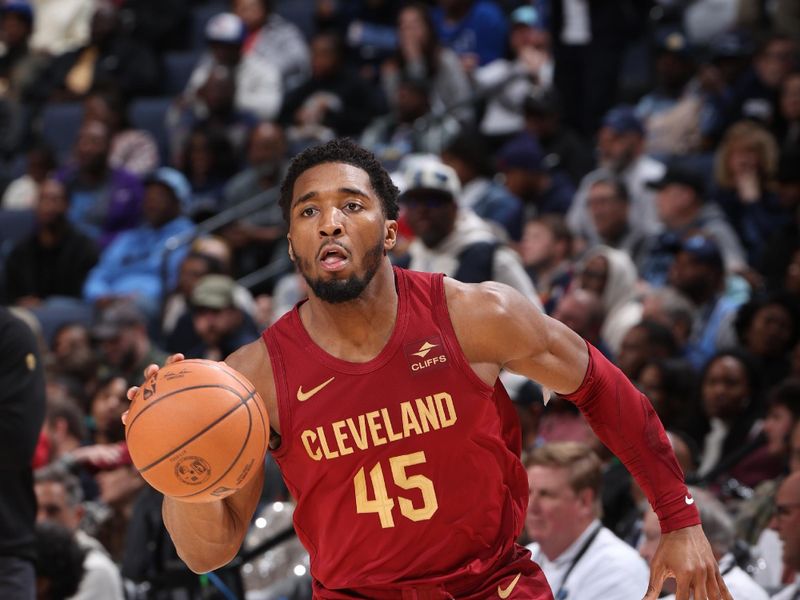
[{"x1": 279, "y1": 138, "x2": 400, "y2": 223}]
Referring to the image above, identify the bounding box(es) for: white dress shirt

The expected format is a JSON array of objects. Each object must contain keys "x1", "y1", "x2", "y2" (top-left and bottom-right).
[{"x1": 527, "y1": 520, "x2": 649, "y2": 600}]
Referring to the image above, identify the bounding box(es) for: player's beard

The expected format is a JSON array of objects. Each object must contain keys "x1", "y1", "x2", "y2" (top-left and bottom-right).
[{"x1": 299, "y1": 237, "x2": 384, "y2": 304}]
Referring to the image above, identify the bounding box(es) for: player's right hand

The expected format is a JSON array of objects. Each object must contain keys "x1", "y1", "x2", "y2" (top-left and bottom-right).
[{"x1": 122, "y1": 353, "x2": 185, "y2": 425}]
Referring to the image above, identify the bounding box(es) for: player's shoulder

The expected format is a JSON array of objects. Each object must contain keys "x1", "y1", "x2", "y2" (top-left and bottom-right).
[
  {"x1": 442, "y1": 277, "x2": 531, "y2": 324},
  {"x1": 225, "y1": 339, "x2": 274, "y2": 395}
]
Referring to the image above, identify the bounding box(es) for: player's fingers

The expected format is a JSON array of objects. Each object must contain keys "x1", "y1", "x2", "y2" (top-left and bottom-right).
[
  {"x1": 674, "y1": 575, "x2": 690, "y2": 600},
  {"x1": 641, "y1": 568, "x2": 666, "y2": 600},
  {"x1": 144, "y1": 363, "x2": 160, "y2": 378},
  {"x1": 121, "y1": 410, "x2": 129, "y2": 425},
  {"x1": 692, "y1": 568, "x2": 709, "y2": 600},
  {"x1": 166, "y1": 353, "x2": 185, "y2": 365},
  {"x1": 714, "y1": 569, "x2": 733, "y2": 600}
]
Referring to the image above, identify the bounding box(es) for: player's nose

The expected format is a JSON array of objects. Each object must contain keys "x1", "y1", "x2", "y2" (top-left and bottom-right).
[{"x1": 319, "y1": 207, "x2": 344, "y2": 237}]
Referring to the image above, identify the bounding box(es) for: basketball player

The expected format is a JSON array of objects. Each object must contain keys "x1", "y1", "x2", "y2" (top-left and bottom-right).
[{"x1": 128, "y1": 139, "x2": 731, "y2": 599}]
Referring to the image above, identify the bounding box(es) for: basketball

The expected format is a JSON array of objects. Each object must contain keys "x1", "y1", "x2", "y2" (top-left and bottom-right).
[{"x1": 125, "y1": 359, "x2": 269, "y2": 503}]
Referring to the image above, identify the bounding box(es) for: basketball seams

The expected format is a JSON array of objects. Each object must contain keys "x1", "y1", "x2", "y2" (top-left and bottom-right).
[
  {"x1": 184, "y1": 359, "x2": 255, "y2": 396},
  {"x1": 126, "y1": 383, "x2": 247, "y2": 432},
  {"x1": 136, "y1": 390, "x2": 256, "y2": 473},
  {"x1": 178, "y1": 394, "x2": 255, "y2": 499}
]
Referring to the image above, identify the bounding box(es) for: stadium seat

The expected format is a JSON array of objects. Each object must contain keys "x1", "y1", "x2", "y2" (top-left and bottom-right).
[
  {"x1": 39, "y1": 102, "x2": 84, "y2": 164},
  {"x1": 129, "y1": 97, "x2": 174, "y2": 165},
  {"x1": 163, "y1": 50, "x2": 200, "y2": 96}
]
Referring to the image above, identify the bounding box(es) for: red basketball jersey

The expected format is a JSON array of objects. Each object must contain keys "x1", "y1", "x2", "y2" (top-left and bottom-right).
[{"x1": 264, "y1": 268, "x2": 549, "y2": 598}]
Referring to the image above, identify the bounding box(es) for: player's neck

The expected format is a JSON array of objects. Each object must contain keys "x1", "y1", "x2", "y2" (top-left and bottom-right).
[{"x1": 301, "y1": 263, "x2": 398, "y2": 362}]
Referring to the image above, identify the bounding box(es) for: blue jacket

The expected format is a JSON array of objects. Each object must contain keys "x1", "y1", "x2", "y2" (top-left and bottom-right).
[{"x1": 83, "y1": 216, "x2": 195, "y2": 306}]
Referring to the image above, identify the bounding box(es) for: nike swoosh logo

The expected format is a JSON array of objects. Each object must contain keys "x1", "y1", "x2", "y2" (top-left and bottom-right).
[
  {"x1": 297, "y1": 376, "x2": 335, "y2": 402},
  {"x1": 498, "y1": 572, "x2": 521, "y2": 599},
  {"x1": 685, "y1": 495, "x2": 695, "y2": 505}
]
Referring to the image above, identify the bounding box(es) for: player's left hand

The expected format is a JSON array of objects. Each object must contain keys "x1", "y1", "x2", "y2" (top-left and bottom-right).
[{"x1": 642, "y1": 524, "x2": 733, "y2": 600}]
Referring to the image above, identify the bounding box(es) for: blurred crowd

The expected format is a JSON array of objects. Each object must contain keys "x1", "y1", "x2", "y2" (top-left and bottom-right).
[{"x1": 1, "y1": 0, "x2": 800, "y2": 598}]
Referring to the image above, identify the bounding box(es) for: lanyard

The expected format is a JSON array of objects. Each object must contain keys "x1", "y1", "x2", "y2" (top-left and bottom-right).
[{"x1": 554, "y1": 524, "x2": 603, "y2": 600}]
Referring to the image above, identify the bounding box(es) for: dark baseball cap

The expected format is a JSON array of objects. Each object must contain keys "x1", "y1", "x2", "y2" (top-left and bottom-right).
[
  {"x1": 646, "y1": 165, "x2": 706, "y2": 196},
  {"x1": 654, "y1": 28, "x2": 692, "y2": 58},
  {"x1": 496, "y1": 133, "x2": 544, "y2": 172},
  {"x1": 679, "y1": 235, "x2": 724, "y2": 271},
  {"x1": 92, "y1": 303, "x2": 147, "y2": 340},
  {"x1": 191, "y1": 274, "x2": 236, "y2": 310},
  {"x1": 523, "y1": 88, "x2": 560, "y2": 116},
  {"x1": 601, "y1": 106, "x2": 644, "y2": 136}
]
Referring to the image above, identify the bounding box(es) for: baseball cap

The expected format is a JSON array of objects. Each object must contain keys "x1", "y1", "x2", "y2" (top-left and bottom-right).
[
  {"x1": 146, "y1": 167, "x2": 192, "y2": 212},
  {"x1": 709, "y1": 31, "x2": 754, "y2": 60},
  {"x1": 399, "y1": 159, "x2": 461, "y2": 201},
  {"x1": 2, "y1": 0, "x2": 33, "y2": 22},
  {"x1": 654, "y1": 28, "x2": 692, "y2": 58},
  {"x1": 601, "y1": 106, "x2": 644, "y2": 136},
  {"x1": 646, "y1": 165, "x2": 706, "y2": 196},
  {"x1": 205, "y1": 13, "x2": 245, "y2": 45},
  {"x1": 523, "y1": 87, "x2": 560, "y2": 116},
  {"x1": 496, "y1": 133, "x2": 544, "y2": 172},
  {"x1": 510, "y1": 6, "x2": 543, "y2": 29},
  {"x1": 191, "y1": 275, "x2": 236, "y2": 310},
  {"x1": 92, "y1": 303, "x2": 147, "y2": 340},
  {"x1": 679, "y1": 235, "x2": 724, "y2": 271}
]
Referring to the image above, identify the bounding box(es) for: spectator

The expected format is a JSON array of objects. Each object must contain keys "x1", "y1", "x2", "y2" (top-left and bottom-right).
[
  {"x1": 0, "y1": 0, "x2": 37, "y2": 155},
  {"x1": 381, "y1": 2, "x2": 473, "y2": 128},
  {"x1": 640, "y1": 286, "x2": 695, "y2": 352},
  {"x1": 550, "y1": 0, "x2": 648, "y2": 136},
  {"x1": 42, "y1": 396, "x2": 88, "y2": 464},
  {"x1": 473, "y1": 5, "x2": 552, "y2": 140},
  {"x1": 82, "y1": 89, "x2": 159, "y2": 178},
  {"x1": 551, "y1": 288, "x2": 609, "y2": 358},
  {"x1": 0, "y1": 307, "x2": 46, "y2": 600},
  {"x1": 760, "y1": 149, "x2": 800, "y2": 292},
  {"x1": 640, "y1": 166, "x2": 747, "y2": 287},
  {"x1": 82, "y1": 167, "x2": 195, "y2": 320},
  {"x1": 49, "y1": 323, "x2": 96, "y2": 397},
  {"x1": 771, "y1": 472, "x2": 800, "y2": 599},
  {"x1": 584, "y1": 174, "x2": 649, "y2": 264},
  {"x1": 525, "y1": 442, "x2": 650, "y2": 600},
  {"x1": 522, "y1": 87, "x2": 594, "y2": 186},
  {"x1": 734, "y1": 292, "x2": 800, "y2": 388},
  {"x1": 28, "y1": 0, "x2": 92, "y2": 57},
  {"x1": 777, "y1": 71, "x2": 800, "y2": 156},
  {"x1": 5, "y1": 177, "x2": 98, "y2": 307},
  {"x1": 280, "y1": 31, "x2": 384, "y2": 145},
  {"x1": 441, "y1": 129, "x2": 524, "y2": 242},
  {"x1": 519, "y1": 214, "x2": 573, "y2": 313},
  {"x1": 667, "y1": 235, "x2": 747, "y2": 370},
  {"x1": 495, "y1": 131, "x2": 574, "y2": 219},
  {"x1": 117, "y1": 0, "x2": 189, "y2": 52},
  {"x1": 221, "y1": 121, "x2": 289, "y2": 281},
  {"x1": 615, "y1": 319, "x2": 678, "y2": 383},
  {"x1": 639, "y1": 487, "x2": 769, "y2": 600},
  {"x1": 694, "y1": 349, "x2": 781, "y2": 492},
  {"x1": 234, "y1": 0, "x2": 310, "y2": 92},
  {"x1": 91, "y1": 302, "x2": 167, "y2": 387},
  {"x1": 637, "y1": 358, "x2": 703, "y2": 441},
  {"x1": 1, "y1": 144, "x2": 56, "y2": 210},
  {"x1": 574, "y1": 245, "x2": 644, "y2": 357},
  {"x1": 42, "y1": 1, "x2": 160, "y2": 101},
  {"x1": 397, "y1": 158, "x2": 541, "y2": 306},
  {"x1": 567, "y1": 106, "x2": 665, "y2": 247},
  {"x1": 361, "y1": 76, "x2": 461, "y2": 172},
  {"x1": 33, "y1": 522, "x2": 85, "y2": 600},
  {"x1": 712, "y1": 120, "x2": 790, "y2": 265},
  {"x1": 57, "y1": 119, "x2": 144, "y2": 249},
  {"x1": 175, "y1": 124, "x2": 241, "y2": 221},
  {"x1": 183, "y1": 12, "x2": 282, "y2": 121},
  {"x1": 431, "y1": 0, "x2": 508, "y2": 71},
  {"x1": 183, "y1": 274, "x2": 261, "y2": 361},
  {"x1": 34, "y1": 466, "x2": 124, "y2": 600}
]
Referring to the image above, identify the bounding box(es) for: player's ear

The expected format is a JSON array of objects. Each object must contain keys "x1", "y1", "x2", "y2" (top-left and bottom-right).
[
  {"x1": 287, "y1": 237, "x2": 295, "y2": 262},
  {"x1": 384, "y1": 219, "x2": 398, "y2": 253}
]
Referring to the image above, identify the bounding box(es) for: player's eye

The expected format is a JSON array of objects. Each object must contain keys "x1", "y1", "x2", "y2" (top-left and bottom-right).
[
  {"x1": 345, "y1": 202, "x2": 363, "y2": 212},
  {"x1": 300, "y1": 206, "x2": 318, "y2": 217}
]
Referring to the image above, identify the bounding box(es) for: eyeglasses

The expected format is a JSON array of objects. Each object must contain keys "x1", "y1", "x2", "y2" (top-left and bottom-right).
[{"x1": 773, "y1": 502, "x2": 800, "y2": 518}]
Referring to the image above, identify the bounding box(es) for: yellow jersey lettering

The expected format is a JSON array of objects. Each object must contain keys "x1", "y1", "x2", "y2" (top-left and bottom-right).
[
  {"x1": 381, "y1": 408, "x2": 403, "y2": 442},
  {"x1": 416, "y1": 396, "x2": 440, "y2": 433},
  {"x1": 400, "y1": 401, "x2": 422, "y2": 437},
  {"x1": 347, "y1": 415, "x2": 369, "y2": 450},
  {"x1": 435, "y1": 392, "x2": 457, "y2": 427},
  {"x1": 317, "y1": 426, "x2": 340, "y2": 459},
  {"x1": 332, "y1": 420, "x2": 354, "y2": 456},
  {"x1": 301, "y1": 430, "x2": 322, "y2": 461},
  {"x1": 366, "y1": 411, "x2": 388, "y2": 446}
]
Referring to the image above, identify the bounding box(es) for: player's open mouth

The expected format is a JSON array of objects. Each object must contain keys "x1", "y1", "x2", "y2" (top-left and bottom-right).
[{"x1": 319, "y1": 245, "x2": 349, "y2": 271}]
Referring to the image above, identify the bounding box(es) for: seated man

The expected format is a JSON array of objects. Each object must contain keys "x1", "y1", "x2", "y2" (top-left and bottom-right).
[
  {"x1": 525, "y1": 441, "x2": 650, "y2": 600},
  {"x1": 639, "y1": 486, "x2": 769, "y2": 600},
  {"x1": 772, "y1": 472, "x2": 800, "y2": 600}
]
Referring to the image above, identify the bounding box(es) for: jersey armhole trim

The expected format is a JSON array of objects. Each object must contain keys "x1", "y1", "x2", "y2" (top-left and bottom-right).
[
  {"x1": 432, "y1": 274, "x2": 495, "y2": 394},
  {"x1": 263, "y1": 329, "x2": 292, "y2": 458}
]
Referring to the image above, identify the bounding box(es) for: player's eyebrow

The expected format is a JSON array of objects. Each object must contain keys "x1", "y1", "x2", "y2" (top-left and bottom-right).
[{"x1": 293, "y1": 187, "x2": 371, "y2": 207}]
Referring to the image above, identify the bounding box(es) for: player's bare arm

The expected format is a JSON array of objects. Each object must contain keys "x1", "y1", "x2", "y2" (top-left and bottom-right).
[
  {"x1": 126, "y1": 344, "x2": 278, "y2": 574},
  {"x1": 445, "y1": 278, "x2": 732, "y2": 600}
]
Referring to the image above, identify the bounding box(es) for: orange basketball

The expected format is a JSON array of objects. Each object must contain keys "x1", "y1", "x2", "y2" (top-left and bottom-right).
[{"x1": 125, "y1": 359, "x2": 268, "y2": 503}]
